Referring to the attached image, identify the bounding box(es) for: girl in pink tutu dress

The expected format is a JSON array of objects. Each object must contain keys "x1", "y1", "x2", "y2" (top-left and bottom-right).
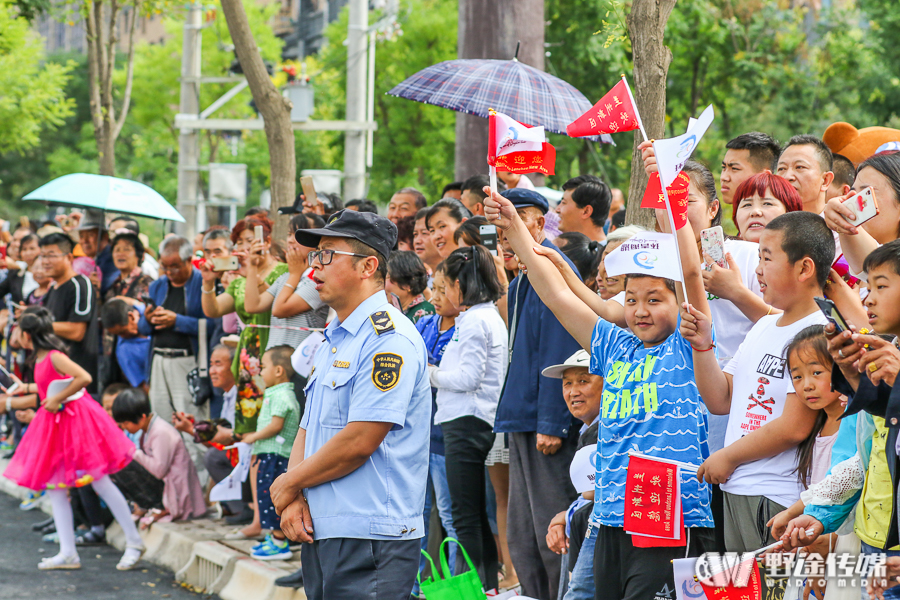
[{"x1": 3, "y1": 307, "x2": 146, "y2": 571}]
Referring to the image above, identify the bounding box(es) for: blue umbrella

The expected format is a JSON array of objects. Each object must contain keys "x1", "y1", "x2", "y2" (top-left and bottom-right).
[
  {"x1": 387, "y1": 58, "x2": 613, "y2": 143},
  {"x1": 23, "y1": 173, "x2": 185, "y2": 222}
]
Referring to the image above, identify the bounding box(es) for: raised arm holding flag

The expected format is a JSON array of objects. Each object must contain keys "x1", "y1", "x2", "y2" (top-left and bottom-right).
[{"x1": 482, "y1": 134, "x2": 719, "y2": 599}]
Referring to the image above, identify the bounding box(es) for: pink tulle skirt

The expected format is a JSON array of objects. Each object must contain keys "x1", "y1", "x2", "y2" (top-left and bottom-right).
[{"x1": 3, "y1": 394, "x2": 134, "y2": 491}]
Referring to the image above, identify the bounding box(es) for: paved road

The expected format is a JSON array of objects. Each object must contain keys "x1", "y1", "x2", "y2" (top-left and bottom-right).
[{"x1": 0, "y1": 493, "x2": 208, "y2": 600}]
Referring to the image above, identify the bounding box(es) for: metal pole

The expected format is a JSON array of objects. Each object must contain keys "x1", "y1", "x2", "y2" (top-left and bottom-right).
[
  {"x1": 176, "y1": 2, "x2": 202, "y2": 238},
  {"x1": 343, "y1": 0, "x2": 368, "y2": 200},
  {"x1": 366, "y1": 30, "x2": 375, "y2": 168}
]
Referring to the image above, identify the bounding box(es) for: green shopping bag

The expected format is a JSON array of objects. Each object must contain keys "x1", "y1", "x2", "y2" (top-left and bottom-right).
[{"x1": 418, "y1": 537, "x2": 487, "y2": 600}]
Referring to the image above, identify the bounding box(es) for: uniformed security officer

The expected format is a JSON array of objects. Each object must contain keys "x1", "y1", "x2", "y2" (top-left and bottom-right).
[{"x1": 269, "y1": 209, "x2": 431, "y2": 600}]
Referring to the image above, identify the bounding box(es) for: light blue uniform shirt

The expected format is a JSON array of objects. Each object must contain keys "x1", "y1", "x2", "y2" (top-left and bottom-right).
[{"x1": 301, "y1": 291, "x2": 431, "y2": 541}]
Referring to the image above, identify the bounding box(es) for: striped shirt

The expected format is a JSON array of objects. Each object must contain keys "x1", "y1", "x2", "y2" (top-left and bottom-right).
[
  {"x1": 265, "y1": 270, "x2": 328, "y2": 350},
  {"x1": 589, "y1": 317, "x2": 714, "y2": 528}
]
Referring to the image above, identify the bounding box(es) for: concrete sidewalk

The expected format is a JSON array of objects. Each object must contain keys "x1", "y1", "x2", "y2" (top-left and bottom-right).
[{"x1": 0, "y1": 456, "x2": 306, "y2": 600}]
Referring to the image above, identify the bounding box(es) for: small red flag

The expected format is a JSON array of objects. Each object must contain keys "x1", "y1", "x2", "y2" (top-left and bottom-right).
[
  {"x1": 567, "y1": 79, "x2": 640, "y2": 138},
  {"x1": 640, "y1": 171, "x2": 692, "y2": 230},
  {"x1": 623, "y1": 455, "x2": 683, "y2": 543},
  {"x1": 488, "y1": 111, "x2": 556, "y2": 175},
  {"x1": 492, "y1": 142, "x2": 556, "y2": 176}
]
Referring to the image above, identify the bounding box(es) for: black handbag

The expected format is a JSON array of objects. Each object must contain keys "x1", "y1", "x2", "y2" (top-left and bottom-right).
[{"x1": 186, "y1": 318, "x2": 213, "y2": 406}]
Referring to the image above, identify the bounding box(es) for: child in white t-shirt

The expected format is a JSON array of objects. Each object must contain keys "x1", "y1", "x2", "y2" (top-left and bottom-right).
[{"x1": 682, "y1": 211, "x2": 835, "y2": 552}]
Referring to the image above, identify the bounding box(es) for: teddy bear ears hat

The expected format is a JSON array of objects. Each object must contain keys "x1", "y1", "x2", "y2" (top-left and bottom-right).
[{"x1": 823, "y1": 122, "x2": 900, "y2": 166}]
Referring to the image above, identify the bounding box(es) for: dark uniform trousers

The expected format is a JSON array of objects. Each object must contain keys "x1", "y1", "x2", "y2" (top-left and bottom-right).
[{"x1": 301, "y1": 538, "x2": 420, "y2": 600}]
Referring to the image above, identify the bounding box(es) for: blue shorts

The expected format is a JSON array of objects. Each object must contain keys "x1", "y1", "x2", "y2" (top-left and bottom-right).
[{"x1": 256, "y1": 453, "x2": 289, "y2": 530}]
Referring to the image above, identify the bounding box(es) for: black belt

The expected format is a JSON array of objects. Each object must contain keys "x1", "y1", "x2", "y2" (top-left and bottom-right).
[{"x1": 153, "y1": 348, "x2": 191, "y2": 358}]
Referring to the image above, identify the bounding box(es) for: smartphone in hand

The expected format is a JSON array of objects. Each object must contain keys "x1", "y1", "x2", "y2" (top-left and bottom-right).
[
  {"x1": 300, "y1": 176, "x2": 318, "y2": 206},
  {"x1": 141, "y1": 294, "x2": 156, "y2": 313},
  {"x1": 700, "y1": 226, "x2": 726, "y2": 268},
  {"x1": 211, "y1": 256, "x2": 240, "y2": 272},
  {"x1": 841, "y1": 186, "x2": 879, "y2": 226},
  {"x1": 814, "y1": 296, "x2": 851, "y2": 334},
  {"x1": 479, "y1": 224, "x2": 499, "y2": 257}
]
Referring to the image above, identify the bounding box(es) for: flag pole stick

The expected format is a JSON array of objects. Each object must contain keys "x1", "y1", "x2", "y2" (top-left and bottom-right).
[
  {"x1": 488, "y1": 107, "x2": 499, "y2": 199},
  {"x1": 654, "y1": 141, "x2": 689, "y2": 301},
  {"x1": 622, "y1": 74, "x2": 649, "y2": 143},
  {"x1": 489, "y1": 165, "x2": 498, "y2": 199}
]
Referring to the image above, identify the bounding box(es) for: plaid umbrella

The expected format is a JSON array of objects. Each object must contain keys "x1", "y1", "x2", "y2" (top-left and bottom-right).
[{"x1": 387, "y1": 58, "x2": 613, "y2": 143}]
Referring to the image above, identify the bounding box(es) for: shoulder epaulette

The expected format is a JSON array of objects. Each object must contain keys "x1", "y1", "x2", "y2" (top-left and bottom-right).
[{"x1": 369, "y1": 310, "x2": 395, "y2": 335}]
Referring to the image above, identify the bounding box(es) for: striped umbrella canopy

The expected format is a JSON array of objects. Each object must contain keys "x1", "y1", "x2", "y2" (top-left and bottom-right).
[{"x1": 387, "y1": 58, "x2": 613, "y2": 143}]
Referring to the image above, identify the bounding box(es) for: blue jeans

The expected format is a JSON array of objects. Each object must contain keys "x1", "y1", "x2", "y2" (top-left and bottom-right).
[
  {"x1": 860, "y1": 541, "x2": 900, "y2": 600},
  {"x1": 562, "y1": 521, "x2": 597, "y2": 600},
  {"x1": 414, "y1": 453, "x2": 457, "y2": 594}
]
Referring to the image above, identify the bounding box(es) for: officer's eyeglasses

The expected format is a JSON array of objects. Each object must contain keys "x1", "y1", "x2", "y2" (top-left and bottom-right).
[{"x1": 308, "y1": 249, "x2": 370, "y2": 266}]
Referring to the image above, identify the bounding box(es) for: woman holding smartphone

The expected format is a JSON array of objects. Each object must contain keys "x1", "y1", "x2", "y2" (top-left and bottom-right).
[
  {"x1": 199, "y1": 216, "x2": 286, "y2": 436},
  {"x1": 242, "y1": 213, "x2": 329, "y2": 350}
]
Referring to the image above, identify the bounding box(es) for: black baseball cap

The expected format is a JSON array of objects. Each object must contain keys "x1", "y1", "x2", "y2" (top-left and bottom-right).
[{"x1": 295, "y1": 209, "x2": 397, "y2": 260}]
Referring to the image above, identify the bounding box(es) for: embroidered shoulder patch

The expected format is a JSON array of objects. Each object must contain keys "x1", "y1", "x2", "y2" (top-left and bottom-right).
[
  {"x1": 369, "y1": 311, "x2": 395, "y2": 335},
  {"x1": 372, "y1": 353, "x2": 403, "y2": 392}
]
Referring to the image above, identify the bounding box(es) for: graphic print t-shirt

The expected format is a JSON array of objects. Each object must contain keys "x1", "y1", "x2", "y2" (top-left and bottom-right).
[
  {"x1": 721, "y1": 311, "x2": 827, "y2": 506},
  {"x1": 589, "y1": 317, "x2": 713, "y2": 528}
]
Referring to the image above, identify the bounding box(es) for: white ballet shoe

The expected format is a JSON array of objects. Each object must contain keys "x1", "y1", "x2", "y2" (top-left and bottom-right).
[
  {"x1": 115, "y1": 544, "x2": 145, "y2": 571},
  {"x1": 38, "y1": 553, "x2": 81, "y2": 570}
]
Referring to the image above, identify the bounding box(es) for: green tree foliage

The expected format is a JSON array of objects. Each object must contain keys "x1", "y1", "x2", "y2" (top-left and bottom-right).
[
  {"x1": 311, "y1": 0, "x2": 458, "y2": 203},
  {"x1": 0, "y1": 0, "x2": 288, "y2": 209},
  {"x1": 0, "y1": 0, "x2": 74, "y2": 156},
  {"x1": 545, "y1": 0, "x2": 634, "y2": 191},
  {"x1": 6, "y1": 0, "x2": 900, "y2": 217},
  {"x1": 545, "y1": 0, "x2": 900, "y2": 211}
]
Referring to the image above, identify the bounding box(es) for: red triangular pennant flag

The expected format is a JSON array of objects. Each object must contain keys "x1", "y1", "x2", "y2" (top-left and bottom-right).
[
  {"x1": 640, "y1": 171, "x2": 691, "y2": 229},
  {"x1": 567, "y1": 79, "x2": 640, "y2": 137}
]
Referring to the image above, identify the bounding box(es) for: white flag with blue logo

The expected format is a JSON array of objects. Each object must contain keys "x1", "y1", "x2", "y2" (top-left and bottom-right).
[
  {"x1": 653, "y1": 105, "x2": 715, "y2": 188},
  {"x1": 491, "y1": 111, "x2": 546, "y2": 158},
  {"x1": 673, "y1": 558, "x2": 706, "y2": 600},
  {"x1": 603, "y1": 231, "x2": 683, "y2": 282}
]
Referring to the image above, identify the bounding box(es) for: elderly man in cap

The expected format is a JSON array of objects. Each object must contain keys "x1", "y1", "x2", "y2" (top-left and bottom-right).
[
  {"x1": 492, "y1": 188, "x2": 583, "y2": 600},
  {"x1": 78, "y1": 208, "x2": 119, "y2": 295},
  {"x1": 542, "y1": 350, "x2": 603, "y2": 600},
  {"x1": 269, "y1": 209, "x2": 431, "y2": 600}
]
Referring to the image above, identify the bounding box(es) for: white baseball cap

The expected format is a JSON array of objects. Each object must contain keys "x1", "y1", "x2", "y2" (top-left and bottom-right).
[{"x1": 541, "y1": 349, "x2": 591, "y2": 379}]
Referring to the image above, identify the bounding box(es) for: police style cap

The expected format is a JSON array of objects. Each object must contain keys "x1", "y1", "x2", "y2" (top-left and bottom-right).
[
  {"x1": 541, "y1": 349, "x2": 591, "y2": 379},
  {"x1": 501, "y1": 188, "x2": 549, "y2": 215},
  {"x1": 295, "y1": 209, "x2": 398, "y2": 260}
]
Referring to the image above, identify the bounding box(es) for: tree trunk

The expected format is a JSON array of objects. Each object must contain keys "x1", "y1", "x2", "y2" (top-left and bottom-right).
[
  {"x1": 83, "y1": 0, "x2": 140, "y2": 177},
  {"x1": 220, "y1": 0, "x2": 296, "y2": 242},
  {"x1": 455, "y1": 0, "x2": 544, "y2": 185},
  {"x1": 624, "y1": 0, "x2": 677, "y2": 230}
]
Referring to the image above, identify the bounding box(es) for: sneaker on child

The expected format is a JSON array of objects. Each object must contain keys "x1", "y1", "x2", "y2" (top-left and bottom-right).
[{"x1": 250, "y1": 535, "x2": 291, "y2": 561}]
